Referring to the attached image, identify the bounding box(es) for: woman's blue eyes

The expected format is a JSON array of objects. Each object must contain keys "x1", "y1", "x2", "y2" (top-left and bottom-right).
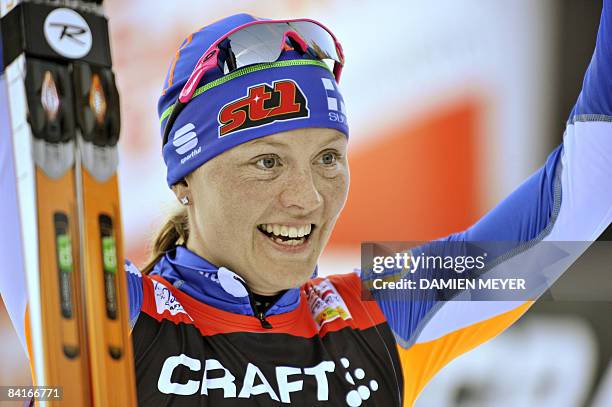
[
  {"x1": 254, "y1": 151, "x2": 339, "y2": 170},
  {"x1": 256, "y1": 156, "x2": 279, "y2": 169},
  {"x1": 319, "y1": 152, "x2": 337, "y2": 165}
]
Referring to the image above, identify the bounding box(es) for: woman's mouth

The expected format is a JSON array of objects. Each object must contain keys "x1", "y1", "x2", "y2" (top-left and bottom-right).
[{"x1": 257, "y1": 223, "x2": 315, "y2": 247}]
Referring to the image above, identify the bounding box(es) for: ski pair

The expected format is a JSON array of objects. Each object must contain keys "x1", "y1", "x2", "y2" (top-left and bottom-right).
[{"x1": 0, "y1": 0, "x2": 136, "y2": 405}]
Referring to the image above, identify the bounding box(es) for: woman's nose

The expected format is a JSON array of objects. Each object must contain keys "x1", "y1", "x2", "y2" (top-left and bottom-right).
[{"x1": 279, "y1": 168, "x2": 322, "y2": 213}]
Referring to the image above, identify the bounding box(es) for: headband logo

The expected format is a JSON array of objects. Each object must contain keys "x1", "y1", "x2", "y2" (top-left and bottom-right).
[
  {"x1": 218, "y1": 79, "x2": 309, "y2": 137},
  {"x1": 321, "y1": 77, "x2": 347, "y2": 124}
]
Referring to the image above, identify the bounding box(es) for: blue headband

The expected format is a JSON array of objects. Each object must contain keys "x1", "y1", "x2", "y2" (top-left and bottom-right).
[{"x1": 157, "y1": 15, "x2": 348, "y2": 187}]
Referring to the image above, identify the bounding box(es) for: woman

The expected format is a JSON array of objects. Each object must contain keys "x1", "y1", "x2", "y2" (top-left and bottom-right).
[{"x1": 131, "y1": 15, "x2": 402, "y2": 406}]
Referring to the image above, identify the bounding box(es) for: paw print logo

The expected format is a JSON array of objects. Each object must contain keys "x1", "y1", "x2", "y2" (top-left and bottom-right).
[{"x1": 340, "y1": 357, "x2": 379, "y2": 406}]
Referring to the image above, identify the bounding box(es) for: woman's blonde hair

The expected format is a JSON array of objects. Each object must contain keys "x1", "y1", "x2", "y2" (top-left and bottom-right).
[{"x1": 141, "y1": 207, "x2": 189, "y2": 274}]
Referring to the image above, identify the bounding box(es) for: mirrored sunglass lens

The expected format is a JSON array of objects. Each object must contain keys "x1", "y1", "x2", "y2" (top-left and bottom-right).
[
  {"x1": 228, "y1": 22, "x2": 341, "y2": 70},
  {"x1": 288, "y1": 21, "x2": 340, "y2": 62},
  {"x1": 228, "y1": 24, "x2": 286, "y2": 67}
]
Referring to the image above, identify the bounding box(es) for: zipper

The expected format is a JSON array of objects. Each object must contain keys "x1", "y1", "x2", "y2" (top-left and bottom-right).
[
  {"x1": 256, "y1": 312, "x2": 273, "y2": 329},
  {"x1": 233, "y1": 275, "x2": 274, "y2": 329}
]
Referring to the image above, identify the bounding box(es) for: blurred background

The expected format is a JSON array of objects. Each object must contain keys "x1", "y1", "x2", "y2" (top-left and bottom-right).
[{"x1": 1, "y1": 0, "x2": 611, "y2": 405}]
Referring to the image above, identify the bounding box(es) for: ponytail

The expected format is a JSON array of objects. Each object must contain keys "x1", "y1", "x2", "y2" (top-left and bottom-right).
[{"x1": 141, "y1": 206, "x2": 189, "y2": 274}]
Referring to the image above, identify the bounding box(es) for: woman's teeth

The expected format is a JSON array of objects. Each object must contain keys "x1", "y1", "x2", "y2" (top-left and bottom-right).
[{"x1": 258, "y1": 224, "x2": 313, "y2": 246}]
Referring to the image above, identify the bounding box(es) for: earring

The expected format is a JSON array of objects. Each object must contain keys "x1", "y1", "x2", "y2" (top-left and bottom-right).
[{"x1": 180, "y1": 196, "x2": 189, "y2": 205}]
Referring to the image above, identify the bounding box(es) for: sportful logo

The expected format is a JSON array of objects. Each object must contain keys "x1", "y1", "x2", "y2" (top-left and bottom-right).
[
  {"x1": 43, "y1": 8, "x2": 93, "y2": 59},
  {"x1": 321, "y1": 77, "x2": 347, "y2": 124},
  {"x1": 217, "y1": 79, "x2": 309, "y2": 137},
  {"x1": 157, "y1": 355, "x2": 379, "y2": 406},
  {"x1": 173, "y1": 123, "x2": 202, "y2": 164}
]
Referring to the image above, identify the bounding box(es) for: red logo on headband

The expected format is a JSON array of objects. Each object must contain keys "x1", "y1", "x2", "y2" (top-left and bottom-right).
[{"x1": 218, "y1": 80, "x2": 309, "y2": 137}]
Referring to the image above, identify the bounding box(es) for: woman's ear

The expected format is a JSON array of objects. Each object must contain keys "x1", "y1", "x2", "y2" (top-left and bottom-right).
[{"x1": 171, "y1": 179, "x2": 192, "y2": 206}]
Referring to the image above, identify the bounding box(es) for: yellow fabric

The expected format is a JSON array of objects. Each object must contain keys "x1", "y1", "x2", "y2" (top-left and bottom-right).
[{"x1": 399, "y1": 301, "x2": 533, "y2": 406}]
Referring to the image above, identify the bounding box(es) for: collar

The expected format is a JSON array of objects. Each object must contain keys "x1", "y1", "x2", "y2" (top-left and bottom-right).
[{"x1": 150, "y1": 246, "x2": 303, "y2": 317}]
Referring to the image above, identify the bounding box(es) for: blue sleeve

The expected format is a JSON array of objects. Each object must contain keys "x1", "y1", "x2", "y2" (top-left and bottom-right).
[
  {"x1": 449, "y1": 146, "x2": 561, "y2": 244},
  {"x1": 124, "y1": 259, "x2": 143, "y2": 330},
  {"x1": 571, "y1": 0, "x2": 612, "y2": 119}
]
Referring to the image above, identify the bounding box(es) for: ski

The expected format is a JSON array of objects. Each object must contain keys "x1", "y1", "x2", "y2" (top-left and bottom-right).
[
  {"x1": 73, "y1": 59, "x2": 136, "y2": 406},
  {"x1": 0, "y1": 0, "x2": 136, "y2": 405}
]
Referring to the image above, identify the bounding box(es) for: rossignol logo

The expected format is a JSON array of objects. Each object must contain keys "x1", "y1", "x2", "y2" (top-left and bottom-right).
[
  {"x1": 157, "y1": 354, "x2": 379, "y2": 406},
  {"x1": 43, "y1": 8, "x2": 93, "y2": 59},
  {"x1": 321, "y1": 77, "x2": 347, "y2": 124},
  {"x1": 173, "y1": 123, "x2": 202, "y2": 164},
  {"x1": 218, "y1": 79, "x2": 309, "y2": 137}
]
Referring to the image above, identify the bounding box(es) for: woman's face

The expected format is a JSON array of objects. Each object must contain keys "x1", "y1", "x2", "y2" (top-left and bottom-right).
[{"x1": 181, "y1": 128, "x2": 349, "y2": 295}]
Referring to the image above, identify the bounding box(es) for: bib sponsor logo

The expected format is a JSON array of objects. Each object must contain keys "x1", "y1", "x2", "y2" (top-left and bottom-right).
[
  {"x1": 306, "y1": 279, "x2": 352, "y2": 328},
  {"x1": 157, "y1": 354, "x2": 378, "y2": 406},
  {"x1": 153, "y1": 280, "x2": 191, "y2": 319},
  {"x1": 43, "y1": 8, "x2": 93, "y2": 59},
  {"x1": 218, "y1": 79, "x2": 309, "y2": 137}
]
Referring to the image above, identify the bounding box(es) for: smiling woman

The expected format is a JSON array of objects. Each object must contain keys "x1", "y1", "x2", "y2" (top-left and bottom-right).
[
  {"x1": 124, "y1": 14, "x2": 413, "y2": 406},
  {"x1": 170, "y1": 128, "x2": 349, "y2": 295},
  {"x1": 120, "y1": 7, "x2": 612, "y2": 407}
]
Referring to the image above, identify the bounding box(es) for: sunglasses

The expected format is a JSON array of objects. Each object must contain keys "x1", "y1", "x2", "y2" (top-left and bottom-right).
[{"x1": 162, "y1": 18, "x2": 345, "y2": 147}]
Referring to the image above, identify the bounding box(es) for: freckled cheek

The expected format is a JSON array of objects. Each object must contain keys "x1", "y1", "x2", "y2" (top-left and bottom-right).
[
  {"x1": 318, "y1": 172, "x2": 350, "y2": 215},
  {"x1": 217, "y1": 180, "x2": 277, "y2": 228}
]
